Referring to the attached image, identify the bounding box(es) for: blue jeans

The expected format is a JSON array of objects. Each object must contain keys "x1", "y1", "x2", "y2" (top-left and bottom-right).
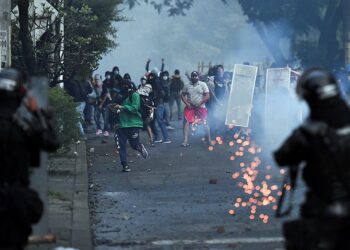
[
  {"x1": 95, "y1": 107, "x2": 109, "y2": 131},
  {"x1": 169, "y1": 92, "x2": 182, "y2": 119},
  {"x1": 155, "y1": 104, "x2": 169, "y2": 140},
  {"x1": 164, "y1": 102, "x2": 170, "y2": 126},
  {"x1": 115, "y1": 128, "x2": 142, "y2": 166}
]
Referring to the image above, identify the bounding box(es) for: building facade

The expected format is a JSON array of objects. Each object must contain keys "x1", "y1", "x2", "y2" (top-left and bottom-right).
[{"x1": 0, "y1": 0, "x2": 11, "y2": 68}]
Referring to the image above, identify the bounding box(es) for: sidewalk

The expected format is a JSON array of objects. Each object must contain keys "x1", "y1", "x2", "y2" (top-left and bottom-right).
[{"x1": 30, "y1": 141, "x2": 92, "y2": 250}]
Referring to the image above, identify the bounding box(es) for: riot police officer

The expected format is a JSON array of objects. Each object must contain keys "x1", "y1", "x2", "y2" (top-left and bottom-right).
[
  {"x1": 0, "y1": 68, "x2": 59, "y2": 249},
  {"x1": 274, "y1": 68, "x2": 350, "y2": 250}
]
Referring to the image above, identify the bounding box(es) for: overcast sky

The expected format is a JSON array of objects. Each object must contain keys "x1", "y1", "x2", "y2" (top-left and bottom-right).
[{"x1": 97, "y1": 0, "x2": 272, "y2": 83}]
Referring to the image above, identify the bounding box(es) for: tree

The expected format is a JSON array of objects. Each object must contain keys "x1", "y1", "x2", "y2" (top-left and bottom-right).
[
  {"x1": 237, "y1": 0, "x2": 342, "y2": 68},
  {"x1": 12, "y1": 0, "x2": 125, "y2": 84},
  {"x1": 126, "y1": 0, "x2": 344, "y2": 69}
]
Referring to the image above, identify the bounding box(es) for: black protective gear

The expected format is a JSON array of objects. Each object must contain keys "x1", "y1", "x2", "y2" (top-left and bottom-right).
[
  {"x1": 296, "y1": 68, "x2": 340, "y2": 104},
  {"x1": 0, "y1": 69, "x2": 59, "y2": 249},
  {"x1": 274, "y1": 69, "x2": 350, "y2": 250},
  {"x1": 0, "y1": 68, "x2": 27, "y2": 105}
]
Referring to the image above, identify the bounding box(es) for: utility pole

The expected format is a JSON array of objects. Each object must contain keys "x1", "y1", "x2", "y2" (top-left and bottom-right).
[
  {"x1": 344, "y1": 0, "x2": 350, "y2": 69},
  {"x1": 0, "y1": 0, "x2": 11, "y2": 68}
]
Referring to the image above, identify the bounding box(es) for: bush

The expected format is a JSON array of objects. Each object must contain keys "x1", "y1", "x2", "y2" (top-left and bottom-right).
[{"x1": 49, "y1": 87, "x2": 80, "y2": 151}]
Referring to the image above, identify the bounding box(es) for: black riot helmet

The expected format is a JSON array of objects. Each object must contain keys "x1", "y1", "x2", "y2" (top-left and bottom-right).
[
  {"x1": 0, "y1": 68, "x2": 27, "y2": 98},
  {"x1": 296, "y1": 68, "x2": 340, "y2": 105}
]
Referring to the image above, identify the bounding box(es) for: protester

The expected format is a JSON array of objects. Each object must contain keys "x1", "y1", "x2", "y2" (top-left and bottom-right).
[
  {"x1": 84, "y1": 78, "x2": 96, "y2": 126},
  {"x1": 123, "y1": 73, "x2": 137, "y2": 91},
  {"x1": 146, "y1": 58, "x2": 165, "y2": 74},
  {"x1": 92, "y1": 75, "x2": 104, "y2": 134},
  {"x1": 214, "y1": 65, "x2": 228, "y2": 100},
  {"x1": 64, "y1": 75, "x2": 90, "y2": 136},
  {"x1": 169, "y1": 69, "x2": 184, "y2": 121},
  {"x1": 95, "y1": 71, "x2": 113, "y2": 136},
  {"x1": 181, "y1": 71, "x2": 212, "y2": 147},
  {"x1": 159, "y1": 70, "x2": 174, "y2": 130},
  {"x1": 111, "y1": 66, "x2": 123, "y2": 88},
  {"x1": 147, "y1": 72, "x2": 172, "y2": 143},
  {"x1": 137, "y1": 76, "x2": 156, "y2": 146},
  {"x1": 205, "y1": 66, "x2": 220, "y2": 140},
  {"x1": 114, "y1": 80, "x2": 149, "y2": 172}
]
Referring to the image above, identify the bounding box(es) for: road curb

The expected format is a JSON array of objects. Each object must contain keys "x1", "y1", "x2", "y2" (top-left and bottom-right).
[{"x1": 71, "y1": 141, "x2": 93, "y2": 250}]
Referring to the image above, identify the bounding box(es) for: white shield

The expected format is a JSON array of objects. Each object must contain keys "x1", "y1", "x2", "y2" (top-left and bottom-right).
[
  {"x1": 225, "y1": 64, "x2": 258, "y2": 127},
  {"x1": 264, "y1": 68, "x2": 293, "y2": 143}
]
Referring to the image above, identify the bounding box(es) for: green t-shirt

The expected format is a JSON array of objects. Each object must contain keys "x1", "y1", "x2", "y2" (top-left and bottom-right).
[{"x1": 118, "y1": 92, "x2": 143, "y2": 128}]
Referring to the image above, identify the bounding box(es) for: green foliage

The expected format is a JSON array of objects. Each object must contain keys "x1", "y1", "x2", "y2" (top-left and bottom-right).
[
  {"x1": 63, "y1": 0, "x2": 125, "y2": 79},
  {"x1": 49, "y1": 87, "x2": 80, "y2": 151},
  {"x1": 237, "y1": 0, "x2": 342, "y2": 67},
  {"x1": 12, "y1": 0, "x2": 125, "y2": 84},
  {"x1": 125, "y1": 0, "x2": 195, "y2": 16}
]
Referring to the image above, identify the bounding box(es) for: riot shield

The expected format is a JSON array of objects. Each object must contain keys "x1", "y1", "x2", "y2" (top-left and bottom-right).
[
  {"x1": 28, "y1": 77, "x2": 49, "y2": 238},
  {"x1": 27, "y1": 76, "x2": 49, "y2": 108},
  {"x1": 225, "y1": 64, "x2": 258, "y2": 127},
  {"x1": 264, "y1": 68, "x2": 292, "y2": 144}
]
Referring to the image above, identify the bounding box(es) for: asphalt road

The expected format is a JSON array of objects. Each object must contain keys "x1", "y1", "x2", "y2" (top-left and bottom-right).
[{"x1": 87, "y1": 120, "x2": 299, "y2": 250}]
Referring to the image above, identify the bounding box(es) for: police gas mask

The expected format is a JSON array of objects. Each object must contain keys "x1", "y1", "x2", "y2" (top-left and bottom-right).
[{"x1": 190, "y1": 71, "x2": 199, "y2": 84}]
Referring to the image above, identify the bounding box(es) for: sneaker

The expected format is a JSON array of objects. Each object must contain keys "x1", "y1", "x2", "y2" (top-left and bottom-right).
[
  {"x1": 138, "y1": 144, "x2": 149, "y2": 159},
  {"x1": 122, "y1": 165, "x2": 131, "y2": 172},
  {"x1": 154, "y1": 138, "x2": 163, "y2": 143},
  {"x1": 163, "y1": 139, "x2": 172, "y2": 144},
  {"x1": 96, "y1": 129, "x2": 103, "y2": 136},
  {"x1": 166, "y1": 125, "x2": 175, "y2": 130},
  {"x1": 181, "y1": 142, "x2": 190, "y2": 147},
  {"x1": 103, "y1": 131, "x2": 110, "y2": 137}
]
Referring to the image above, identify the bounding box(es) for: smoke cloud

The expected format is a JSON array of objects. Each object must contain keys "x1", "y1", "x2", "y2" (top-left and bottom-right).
[
  {"x1": 98, "y1": 0, "x2": 272, "y2": 80},
  {"x1": 98, "y1": 0, "x2": 306, "y2": 150}
]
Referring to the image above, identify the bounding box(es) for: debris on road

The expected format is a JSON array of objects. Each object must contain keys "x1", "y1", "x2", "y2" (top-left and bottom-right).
[{"x1": 209, "y1": 179, "x2": 218, "y2": 184}]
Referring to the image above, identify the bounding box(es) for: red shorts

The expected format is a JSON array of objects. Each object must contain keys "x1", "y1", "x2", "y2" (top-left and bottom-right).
[{"x1": 184, "y1": 107, "x2": 208, "y2": 124}]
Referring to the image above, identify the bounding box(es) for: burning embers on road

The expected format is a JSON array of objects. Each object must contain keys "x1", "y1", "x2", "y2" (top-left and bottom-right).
[{"x1": 208, "y1": 130, "x2": 288, "y2": 224}]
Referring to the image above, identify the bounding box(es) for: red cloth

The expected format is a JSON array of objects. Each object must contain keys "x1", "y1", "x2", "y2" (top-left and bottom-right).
[{"x1": 184, "y1": 106, "x2": 208, "y2": 124}]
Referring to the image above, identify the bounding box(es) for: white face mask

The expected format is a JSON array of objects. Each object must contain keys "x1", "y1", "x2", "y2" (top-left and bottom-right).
[
  {"x1": 106, "y1": 75, "x2": 111, "y2": 80},
  {"x1": 163, "y1": 76, "x2": 168, "y2": 81}
]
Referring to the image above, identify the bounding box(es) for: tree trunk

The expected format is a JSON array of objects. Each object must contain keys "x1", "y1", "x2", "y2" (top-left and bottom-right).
[
  {"x1": 18, "y1": 0, "x2": 37, "y2": 74},
  {"x1": 318, "y1": 0, "x2": 342, "y2": 68}
]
